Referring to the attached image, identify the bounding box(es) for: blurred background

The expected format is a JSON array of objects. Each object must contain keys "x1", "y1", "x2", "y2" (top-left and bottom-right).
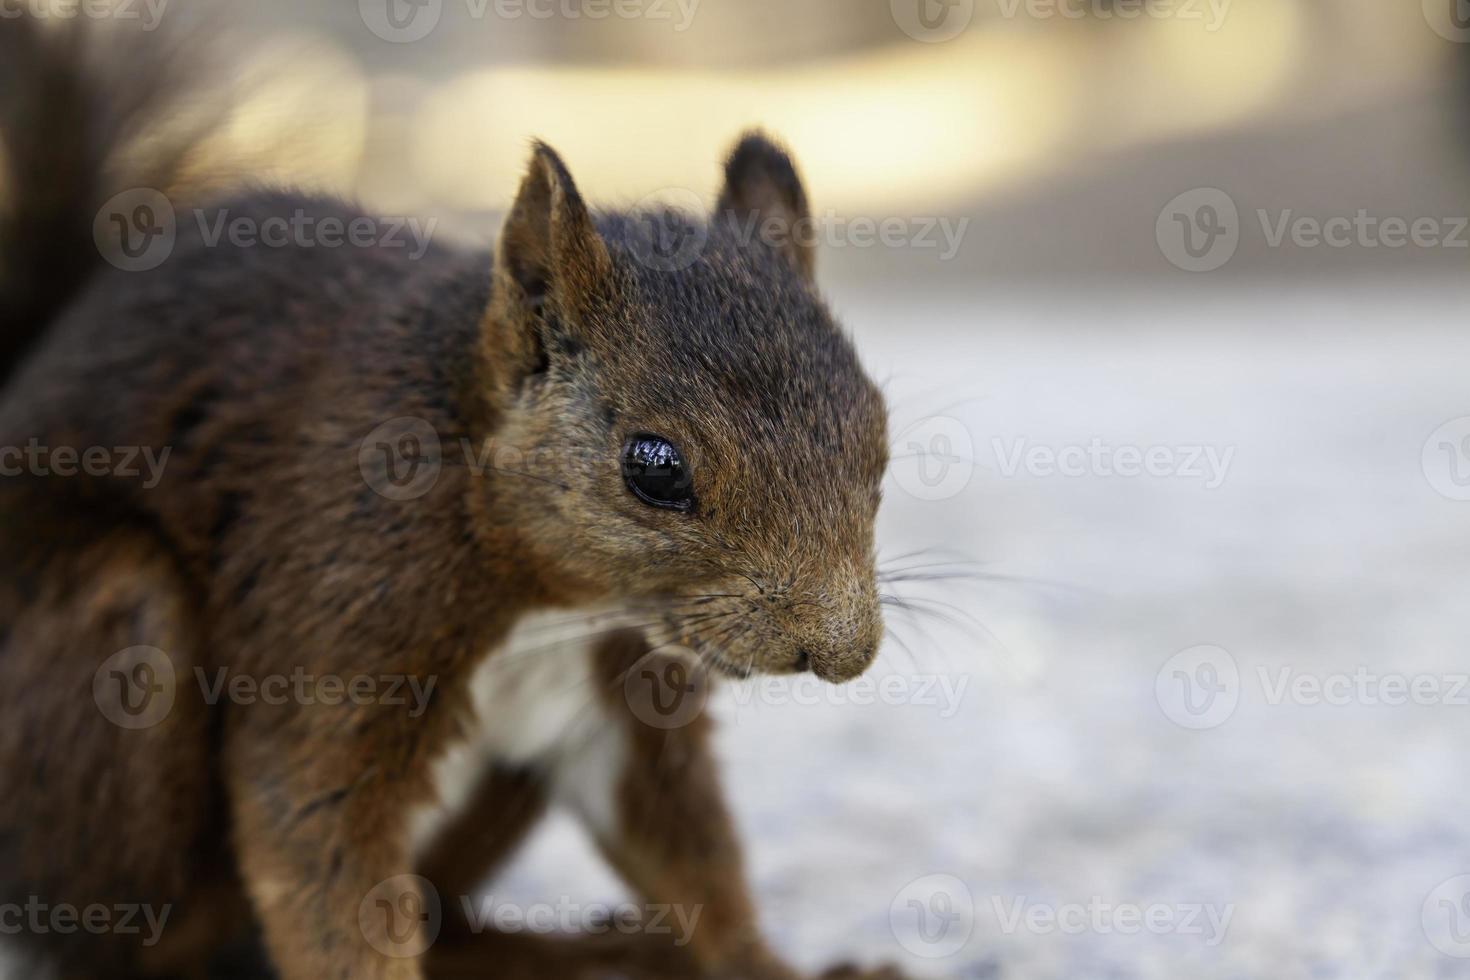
[{"x1": 18, "y1": 1, "x2": 1470, "y2": 977}]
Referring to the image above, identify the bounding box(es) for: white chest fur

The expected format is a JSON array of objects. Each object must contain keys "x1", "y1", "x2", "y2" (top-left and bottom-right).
[{"x1": 409, "y1": 610, "x2": 633, "y2": 857}]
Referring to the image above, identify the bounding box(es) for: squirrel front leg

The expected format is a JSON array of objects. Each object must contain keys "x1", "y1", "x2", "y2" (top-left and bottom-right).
[
  {"x1": 225, "y1": 708, "x2": 438, "y2": 980},
  {"x1": 577, "y1": 630, "x2": 797, "y2": 980}
]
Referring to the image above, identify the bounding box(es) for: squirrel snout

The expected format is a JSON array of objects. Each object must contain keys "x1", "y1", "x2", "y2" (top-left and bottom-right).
[{"x1": 795, "y1": 627, "x2": 880, "y2": 684}]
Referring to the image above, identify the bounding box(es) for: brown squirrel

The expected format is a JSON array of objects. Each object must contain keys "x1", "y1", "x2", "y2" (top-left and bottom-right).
[{"x1": 0, "y1": 17, "x2": 899, "y2": 980}]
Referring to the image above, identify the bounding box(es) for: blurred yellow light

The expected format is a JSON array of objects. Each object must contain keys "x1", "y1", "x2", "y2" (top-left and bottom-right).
[
  {"x1": 201, "y1": 34, "x2": 369, "y2": 194},
  {"x1": 413, "y1": 36, "x2": 1084, "y2": 214}
]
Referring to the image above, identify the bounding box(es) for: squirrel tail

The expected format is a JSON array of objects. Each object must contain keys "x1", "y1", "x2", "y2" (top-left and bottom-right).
[{"x1": 0, "y1": 16, "x2": 209, "y2": 382}]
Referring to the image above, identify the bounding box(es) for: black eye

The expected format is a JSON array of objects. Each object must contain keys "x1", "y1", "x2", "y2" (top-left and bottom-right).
[{"x1": 621, "y1": 434, "x2": 695, "y2": 512}]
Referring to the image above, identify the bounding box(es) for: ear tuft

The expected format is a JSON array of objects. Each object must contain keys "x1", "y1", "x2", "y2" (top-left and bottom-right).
[{"x1": 716, "y1": 131, "x2": 814, "y2": 281}]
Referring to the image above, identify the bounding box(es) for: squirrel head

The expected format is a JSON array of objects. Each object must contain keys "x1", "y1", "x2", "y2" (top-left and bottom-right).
[{"x1": 480, "y1": 133, "x2": 887, "y2": 683}]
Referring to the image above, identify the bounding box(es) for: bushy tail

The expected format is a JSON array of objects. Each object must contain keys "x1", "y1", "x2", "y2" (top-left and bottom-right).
[{"x1": 0, "y1": 16, "x2": 209, "y2": 382}]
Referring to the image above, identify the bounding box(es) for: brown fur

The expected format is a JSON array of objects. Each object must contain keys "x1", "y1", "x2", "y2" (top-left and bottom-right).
[{"x1": 0, "y1": 16, "x2": 891, "y2": 980}]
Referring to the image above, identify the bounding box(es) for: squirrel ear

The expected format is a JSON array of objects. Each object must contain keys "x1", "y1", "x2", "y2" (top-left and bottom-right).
[
  {"x1": 716, "y1": 131, "x2": 814, "y2": 281},
  {"x1": 495, "y1": 141, "x2": 611, "y2": 326}
]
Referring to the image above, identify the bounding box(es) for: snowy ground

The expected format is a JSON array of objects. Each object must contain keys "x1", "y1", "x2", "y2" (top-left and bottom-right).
[{"x1": 491, "y1": 278, "x2": 1470, "y2": 979}]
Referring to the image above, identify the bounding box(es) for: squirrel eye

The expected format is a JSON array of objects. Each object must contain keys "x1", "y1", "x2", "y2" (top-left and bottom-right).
[{"x1": 621, "y1": 434, "x2": 695, "y2": 512}]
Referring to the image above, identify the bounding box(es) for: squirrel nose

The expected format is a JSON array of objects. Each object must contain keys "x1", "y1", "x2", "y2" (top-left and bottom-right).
[{"x1": 805, "y1": 637, "x2": 878, "y2": 684}]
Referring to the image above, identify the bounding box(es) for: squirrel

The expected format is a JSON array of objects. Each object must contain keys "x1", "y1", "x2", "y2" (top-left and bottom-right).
[{"x1": 0, "y1": 16, "x2": 899, "y2": 980}]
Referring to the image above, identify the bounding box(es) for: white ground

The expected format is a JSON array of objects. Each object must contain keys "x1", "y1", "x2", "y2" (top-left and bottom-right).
[{"x1": 492, "y1": 279, "x2": 1470, "y2": 979}]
